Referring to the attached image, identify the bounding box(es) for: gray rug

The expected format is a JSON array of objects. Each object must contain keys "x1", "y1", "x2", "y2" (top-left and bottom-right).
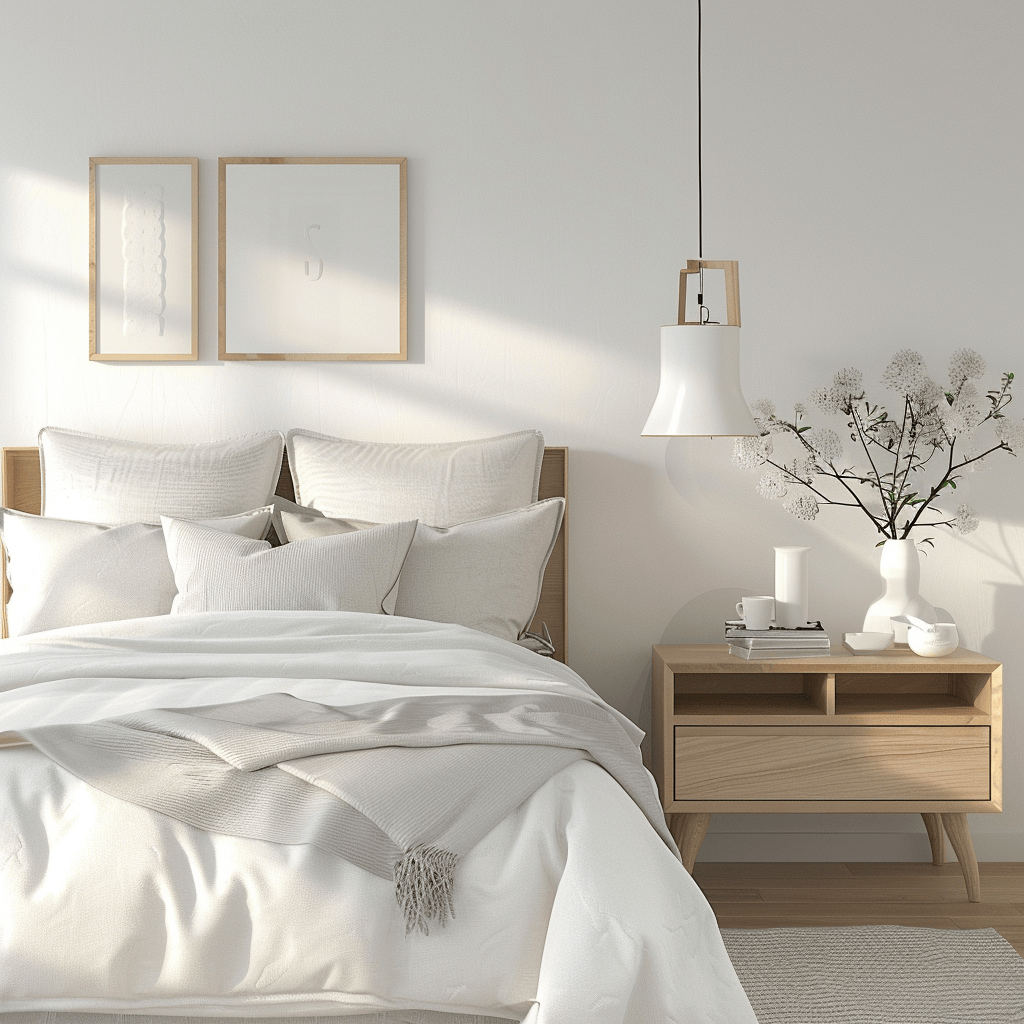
[{"x1": 722, "y1": 926, "x2": 1024, "y2": 1024}]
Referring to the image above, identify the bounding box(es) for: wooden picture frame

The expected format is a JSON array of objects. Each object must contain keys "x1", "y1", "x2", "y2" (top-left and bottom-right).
[
  {"x1": 218, "y1": 157, "x2": 407, "y2": 361},
  {"x1": 89, "y1": 157, "x2": 199, "y2": 361}
]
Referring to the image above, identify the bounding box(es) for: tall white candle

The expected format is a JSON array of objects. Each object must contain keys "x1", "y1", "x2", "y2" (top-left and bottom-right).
[{"x1": 775, "y1": 546, "x2": 810, "y2": 628}]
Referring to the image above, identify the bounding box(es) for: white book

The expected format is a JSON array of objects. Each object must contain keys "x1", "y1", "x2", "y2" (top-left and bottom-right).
[
  {"x1": 729, "y1": 636, "x2": 831, "y2": 650},
  {"x1": 727, "y1": 643, "x2": 832, "y2": 660}
]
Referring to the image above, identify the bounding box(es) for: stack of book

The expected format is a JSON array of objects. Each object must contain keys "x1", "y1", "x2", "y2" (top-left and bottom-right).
[{"x1": 725, "y1": 620, "x2": 831, "y2": 660}]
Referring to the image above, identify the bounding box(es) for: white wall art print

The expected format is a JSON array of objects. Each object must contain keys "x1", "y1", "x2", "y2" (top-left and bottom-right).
[
  {"x1": 219, "y1": 157, "x2": 407, "y2": 361},
  {"x1": 90, "y1": 158, "x2": 198, "y2": 361}
]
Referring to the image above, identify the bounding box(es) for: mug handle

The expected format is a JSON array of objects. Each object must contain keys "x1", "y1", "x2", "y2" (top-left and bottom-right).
[{"x1": 735, "y1": 601, "x2": 744, "y2": 619}]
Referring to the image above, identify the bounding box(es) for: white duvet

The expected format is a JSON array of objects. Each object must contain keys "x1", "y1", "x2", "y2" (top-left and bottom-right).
[{"x1": 0, "y1": 611, "x2": 755, "y2": 1024}]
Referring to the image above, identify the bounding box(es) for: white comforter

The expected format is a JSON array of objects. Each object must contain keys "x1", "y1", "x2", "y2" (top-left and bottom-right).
[{"x1": 0, "y1": 611, "x2": 756, "y2": 1024}]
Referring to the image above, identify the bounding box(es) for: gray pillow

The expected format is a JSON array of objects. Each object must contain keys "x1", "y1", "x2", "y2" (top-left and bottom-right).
[
  {"x1": 0, "y1": 506, "x2": 272, "y2": 637},
  {"x1": 275, "y1": 498, "x2": 564, "y2": 642},
  {"x1": 285, "y1": 429, "x2": 544, "y2": 527},
  {"x1": 39, "y1": 427, "x2": 285, "y2": 525},
  {"x1": 162, "y1": 516, "x2": 417, "y2": 616}
]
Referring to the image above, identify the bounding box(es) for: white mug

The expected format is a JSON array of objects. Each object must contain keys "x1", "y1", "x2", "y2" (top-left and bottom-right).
[{"x1": 735, "y1": 596, "x2": 775, "y2": 631}]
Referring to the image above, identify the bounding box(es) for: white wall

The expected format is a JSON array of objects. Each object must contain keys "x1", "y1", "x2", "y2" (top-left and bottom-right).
[{"x1": 1, "y1": 0, "x2": 1021, "y2": 860}]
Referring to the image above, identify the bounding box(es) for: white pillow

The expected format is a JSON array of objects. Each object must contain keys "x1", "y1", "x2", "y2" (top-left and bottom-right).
[
  {"x1": 162, "y1": 516, "x2": 417, "y2": 616},
  {"x1": 0, "y1": 507, "x2": 272, "y2": 638},
  {"x1": 276, "y1": 498, "x2": 565, "y2": 642},
  {"x1": 286, "y1": 429, "x2": 544, "y2": 528},
  {"x1": 40, "y1": 427, "x2": 285, "y2": 525}
]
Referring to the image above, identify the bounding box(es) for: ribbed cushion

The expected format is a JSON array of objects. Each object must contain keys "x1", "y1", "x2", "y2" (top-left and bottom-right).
[
  {"x1": 40, "y1": 427, "x2": 285, "y2": 525},
  {"x1": 0, "y1": 506, "x2": 272, "y2": 637},
  {"x1": 162, "y1": 517, "x2": 417, "y2": 616},
  {"x1": 276, "y1": 498, "x2": 564, "y2": 641},
  {"x1": 286, "y1": 429, "x2": 544, "y2": 528}
]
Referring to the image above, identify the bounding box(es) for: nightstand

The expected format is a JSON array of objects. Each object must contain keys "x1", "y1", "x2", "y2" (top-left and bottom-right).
[{"x1": 652, "y1": 644, "x2": 1002, "y2": 902}]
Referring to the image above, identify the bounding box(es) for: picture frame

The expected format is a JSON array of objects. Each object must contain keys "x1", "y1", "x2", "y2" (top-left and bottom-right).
[
  {"x1": 89, "y1": 157, "x2": 199, "y2": 361},
  {"x1": 218, "y1": 157, "x2": 407, "y2": 361}
]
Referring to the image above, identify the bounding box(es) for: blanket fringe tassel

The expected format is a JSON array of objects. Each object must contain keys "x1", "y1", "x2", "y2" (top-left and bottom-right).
[{"x1": 394, "y1": 844, "x2": 459, "y2": 936}]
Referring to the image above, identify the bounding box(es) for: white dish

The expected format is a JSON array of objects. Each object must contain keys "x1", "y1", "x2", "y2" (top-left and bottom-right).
[{"x1": 842, "y1": 631, "x2": 895, "y2": 653}]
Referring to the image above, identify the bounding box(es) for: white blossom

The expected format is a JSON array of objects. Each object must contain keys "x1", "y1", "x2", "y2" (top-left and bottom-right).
[
  {"x1": 948, "y1": 349, "x2": 986, "y2": 387},
  {"x1": 995, "y1": 417, "x2": 1024, "y2": 452},
  {"x1": 910, "y1": 376, "x2": 945, "y2": 413},
  {"x1": 810, "y1": 369, "x2": 864, "y2": 416},
  {"x1": 757, "y1": 469, "x2": 789, "y2": 500},
  {"x1": 783, "y1": 493, "x2": 818, "y2": 521},
  {"x1": 882, "y1": 350, "x2": 928, "y2": 394},
  {"x1": 809, "y1": 385, "x2": 838, "y2": 415},
  {"x1": 954, "y1": 504, "x2": 980, "y2": 534},
  {"x1": 941, "y1": 381, "x2": 983, "y2": 437},
  {"x1": 791, "y1": 456, "x2": 816, "y2": 482},
  {"x1": 750, "y1": 398, "x2": 776, "y2": 419},
  {"x1": 793, "y1": 402, "x2": 806, "y2": 416},
  {"x1": 732, "y1": 434, "x2": 772, "y2": 471},
  {"x1": 832, "y1": 368, "x2": 864, "y2": 401},
  {"x1": 873, "y1": 419, "x2": 900, "y2": 448},
  {"x1": 807, "y1": 427, "x2": 843, "y2": 464}
]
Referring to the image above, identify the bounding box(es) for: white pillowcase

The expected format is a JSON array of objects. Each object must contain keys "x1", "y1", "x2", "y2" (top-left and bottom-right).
[
  {"x1": 0, "y1": 506, "x2": 272, "y2": 638},
  {"x1": 162, "y1": 516, "x2": 417, "y2": 616},
  {"x1": 286, "y1": 429, "x2": 544, "y2": 528},
  {"x1": 40, "y1": 427, "x2": 285, "y2": 525},
  {"x1": 275, "y1": 498, "x2": 565, "y2": 642}
]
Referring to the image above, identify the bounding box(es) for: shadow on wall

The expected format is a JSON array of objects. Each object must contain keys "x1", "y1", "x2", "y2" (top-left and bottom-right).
[{"x1": 638, "y1": 587, "x2": 750, "y2": 766}]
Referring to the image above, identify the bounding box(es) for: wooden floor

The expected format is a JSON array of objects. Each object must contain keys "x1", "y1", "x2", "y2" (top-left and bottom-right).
[{"x1": 693, "y1": 862, "x2": 1024, "y2": 956}]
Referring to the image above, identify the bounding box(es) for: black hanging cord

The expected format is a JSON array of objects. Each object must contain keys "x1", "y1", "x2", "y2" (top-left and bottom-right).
[
  {"x1": 698, "y1": 0, "x2": 703, "y2": 261},
  {"x1": 696, "y1": 0, "x2": 713, "y2": 323}
]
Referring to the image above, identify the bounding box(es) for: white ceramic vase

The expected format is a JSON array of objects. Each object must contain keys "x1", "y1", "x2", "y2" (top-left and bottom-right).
[{"x1": 863, "y1": 539, "x2": 937, "y2": 643}]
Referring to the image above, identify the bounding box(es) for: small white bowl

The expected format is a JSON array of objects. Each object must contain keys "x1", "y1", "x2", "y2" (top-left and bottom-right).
[
  {"x1": 842, "y1": 631, "x2": 895, "y2": 653},
  {"x1": 907, "y1": 622, "x2": 959, "y2": 658}
]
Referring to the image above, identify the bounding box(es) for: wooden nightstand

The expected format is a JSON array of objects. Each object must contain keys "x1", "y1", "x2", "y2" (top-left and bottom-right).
[{"x1": 652, "y1": 644, "x2": 1002, "y2": 902}]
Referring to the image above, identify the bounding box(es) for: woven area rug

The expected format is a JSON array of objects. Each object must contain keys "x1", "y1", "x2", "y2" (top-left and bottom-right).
[{"x1": 722, "y1": 926, "x2": 1024, "y2": 1024}]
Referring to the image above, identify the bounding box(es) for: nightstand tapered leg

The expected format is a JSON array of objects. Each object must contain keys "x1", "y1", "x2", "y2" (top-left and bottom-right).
[
  {"x1": 668, "y1": 812, "x2": 710, "y2": 874},
  {"x1": 921, "y1": 813, "x2": 945, "y2": 865},
  {"x1": 941, "y1": 813, "x2": 981, "y2": 903}
]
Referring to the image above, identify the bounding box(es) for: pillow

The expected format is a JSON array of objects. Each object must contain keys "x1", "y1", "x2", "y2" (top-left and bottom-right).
[
  {"x1": 0, "y1": 506, "x2": 272, "y2": 638},
  {"x1": 286, "y1": 428, "x2": 544, "y2": 527},
  {"x1": 40, "y1": 427, "x2": 285, "y2": 525},
  {"x1": 275, "y1": 497, "x2": 565, "y2": 642},
  {"x1": 162, "y1": 516, "x2": 417, "y2": 616}
]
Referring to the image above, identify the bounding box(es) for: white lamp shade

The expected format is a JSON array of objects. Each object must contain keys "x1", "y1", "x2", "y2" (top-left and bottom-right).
[{"x1": 641, "y1": 324, "x2": 757, "y2": 437}]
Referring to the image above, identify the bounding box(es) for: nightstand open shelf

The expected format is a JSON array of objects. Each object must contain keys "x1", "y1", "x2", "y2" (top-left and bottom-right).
[{"x1": 653, "y1": 644, "x2": 1002, "y2": 902}]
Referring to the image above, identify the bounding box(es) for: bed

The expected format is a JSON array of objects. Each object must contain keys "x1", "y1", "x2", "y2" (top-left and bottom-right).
[{"x1": 0, "y1": 429, "x2": 756, "y2": 1024}]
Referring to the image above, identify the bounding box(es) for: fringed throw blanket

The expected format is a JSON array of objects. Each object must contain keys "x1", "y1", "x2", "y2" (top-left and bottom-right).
[{"x1": 21, "y1": 691, "x2": 675, "y2": 934}]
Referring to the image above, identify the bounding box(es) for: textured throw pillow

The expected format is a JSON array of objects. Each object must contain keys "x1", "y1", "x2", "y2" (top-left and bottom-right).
[
  {"x1": 276, "y1": 498, "x2": 565, "y2": 642},
  {"x1": 286, "y1": 428, "x2": 544, "y2": 528},
  {"x1": 162, "y1": 516, "x2": 417, "y2": 616},
  {"x1": 0, "y1": 507, "x2": 272, "y2": 638},
  {"x1": 40, "y1": 427, "x2": 285, "y2": 525}
]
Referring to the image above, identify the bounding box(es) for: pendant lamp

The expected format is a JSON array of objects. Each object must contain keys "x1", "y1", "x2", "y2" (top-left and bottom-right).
[{"x1": 641, "y1": 1, "x2": 757, "y2": 439}]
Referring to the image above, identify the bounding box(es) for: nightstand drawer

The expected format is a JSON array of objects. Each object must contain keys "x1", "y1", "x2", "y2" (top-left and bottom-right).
[{"x1": 674, "y1": 726, "x2": 991, "y2": 802}]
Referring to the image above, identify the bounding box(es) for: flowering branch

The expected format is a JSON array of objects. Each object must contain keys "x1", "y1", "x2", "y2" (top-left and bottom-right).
[{"x1": 733, "y1": 349, "x2": 1020, "y2": 540}]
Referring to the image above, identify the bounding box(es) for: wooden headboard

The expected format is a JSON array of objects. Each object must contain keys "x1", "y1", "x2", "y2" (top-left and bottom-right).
[{"x1": 1, "y1": 446, "x2": 568, "y2": 662}]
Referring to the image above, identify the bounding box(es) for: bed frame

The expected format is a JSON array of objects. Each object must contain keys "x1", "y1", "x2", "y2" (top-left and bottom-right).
[{"x1": 0, "y1": 446, "x2": 568, "y2": 662}]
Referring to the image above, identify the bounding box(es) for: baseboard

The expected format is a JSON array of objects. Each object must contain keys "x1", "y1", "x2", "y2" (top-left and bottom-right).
[{"x1": 698, "y1": 831, "x2": 1024, "y2": 862}]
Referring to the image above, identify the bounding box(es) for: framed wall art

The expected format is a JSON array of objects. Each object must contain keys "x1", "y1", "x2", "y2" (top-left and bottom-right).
[
  {"x1": 218, "y1": 157, "x2": 407, "y2": 361},
  {"x1": 89, "y1": 157, "x2": 199, "y2": 361}
]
